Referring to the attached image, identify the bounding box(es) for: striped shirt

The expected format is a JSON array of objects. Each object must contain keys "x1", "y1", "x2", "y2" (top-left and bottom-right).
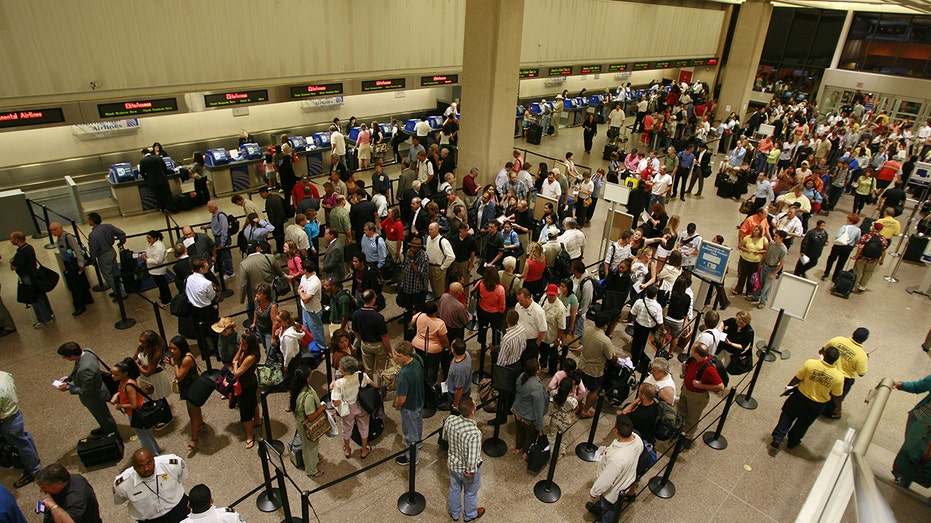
[
  {"x1": 444, "y1": 415, "x2": 483, "y2": 474},
  {"x1": 497, "y1": 325, "x2": 526, "y2": 366}
]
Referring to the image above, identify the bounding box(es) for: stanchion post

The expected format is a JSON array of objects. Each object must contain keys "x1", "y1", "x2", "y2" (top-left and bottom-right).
[
  {"x1": 397, "y1": 442, "x2": 426, "y2": 516},
  {"x1": 679, "y1": 310, "x2": 703, "y2": 363},
  {"x1": 42, "y1": 205, "x2": 56, "y2": 249},
  {"x1": 25, "y1": 200, "x2": 46, "y2": 241},
  {"x1": 736, "y1": 347, "x2": 767, "y2": 410},
  {"x1": 151, "y1": 301, "x2": 167, "y2": 342},
  {"x1": 482, "y1": 395, "x2": 508, "y2": 457},
  {"x1": 648, "y1": 433, "x2": 686, "y2": 499},
  {"x1": 472, "y1": 344, "x2": 489, "y2": 385},
  {"x1": 703, "y1": 387, "x2": 736, "y2": 450},
  {"x1": 758, "y1": 309, "x2": 786, "y2": 362},
  {"x1": 259, "y1": 392, "x2": 283, "y2": 452},
  {"x1": 301, "y1": 491, "x2": 310, "y2": 523},
  {"x1": 576, "y1": 392, "x2": 605, "y2": 462},
  {"x1": 272, "y1": 452, "x2": 298, "y2": 523},
  {"x1": 534, "y1": 431, "x2": 563, "y2": 503},
  {"x1": 884, "y1": 235, "x2": 910, "y2": 283},
  {"x1": 256, "y1": 440, "x2": 283, "y2": 512},
  {"x1": 113, "y1": 278, "x2": 136, "y2": 330}
]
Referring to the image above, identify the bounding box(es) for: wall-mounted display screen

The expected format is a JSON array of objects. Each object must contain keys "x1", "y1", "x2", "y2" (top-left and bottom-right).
[
  {"x1": 98, "y1": 98, "x2": 178, "y2": 118},
  {"x1": 361, "y1": 78, "x2": 406, "y2": 92},
  {"x1": 0, "y1": 107, "x2": 65, "y2": 128},
  {"x1": 289, "y1": 83, "x2": 344, "y2": 98},
  {"x1": 204, "y1": 90, "x2": 269, "y2": 107}
]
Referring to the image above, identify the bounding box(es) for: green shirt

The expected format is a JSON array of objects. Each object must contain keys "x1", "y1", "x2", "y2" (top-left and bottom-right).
[
  {"x1": 0, "y1": 371, "x2": 19, "y2": 419},
  {"x1": 396, "y1": 354, "x2": 425, "y2": 411},
  {"x1": 663, "y1": 154, "x2": 679, "y2": 173},
  {"x1": 330, "y1": 290, "x2": 354, "y2": 325},
  {"x1": 329, "y1": 206, "x2": 351, "y2": 235}
]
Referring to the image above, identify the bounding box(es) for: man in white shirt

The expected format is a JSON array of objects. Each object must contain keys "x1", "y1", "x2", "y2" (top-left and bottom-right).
[
  {"x1": 540, "y1": 171, "x2": 562, "y2": 200},
  {"x1": 495, "y1": 162, "x2": 513, "y2": 195},
  {"x1": 678, "y1": 223, "x2": 702, "y2": 270},
  {"x1": 298, "y1": 260, "x2": 324, "y2": 351},
  {"x1": 515, "y1": 288, "x2": 547, "y2": 364},
  {"x1": 774, "y1": 204, "x2": 805, "y2": 250},
  {"x1": 695, "y1": 310, "x2": 725, "y2": 357},
  {"x1": 558, "y1": 217, "x2": 585, "y2": 261},
  {"x1": 426, "y1": 223, "x2": 455, "y2": 297},
  {"x1": 413, "y1": 116, "x2": 432, "y2": 142},
  {"x1": 586, "y1": 415, "x2": 643, "y2": 521},
  {"x1": 650, "y1": 166, "x2": 673, "y2": 207},
  {"x1": 607, "y1": 103, "x2": 626, "y2": 142},
  {"x1": 329, "y1": 125, "x2": 347, "y2": 171},
  {"x1": 416, "y1": 151, "x2": 434, "y2": 191}
]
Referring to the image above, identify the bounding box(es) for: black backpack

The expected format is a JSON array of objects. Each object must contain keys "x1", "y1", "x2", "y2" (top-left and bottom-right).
[
  {"x1": 696, "y1": 356, "x2": 729, "y2": 388},
  {"x1": 218, "y1": 211, "x2": 240, "y2": 237},
  {"x1": 554, "y1": 243, "x2": 573, "y2": 279},
  {"x1": 860, "y1": 234, "x2": 884, "y2": 259}
]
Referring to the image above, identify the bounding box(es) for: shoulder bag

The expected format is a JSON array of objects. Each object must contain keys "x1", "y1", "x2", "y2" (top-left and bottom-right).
[
  {"x1": 32, "y1": 262, "x2": 60, "y2": 293},
  {"x1": 302, "y1": 399, "x2": 330, "y2": 442},
  {"x1": 127, "y1": 383, "x2": 173, "y2": 429},
  {"x1": 256, "y1": 363, "x2": 285, "y2": 387},
  {"x1": 356, "y1": 372, "x2": 384, "y2": 418},
  {"x1": 266, "y1": 255, "x2": 291, "y2": 297}
]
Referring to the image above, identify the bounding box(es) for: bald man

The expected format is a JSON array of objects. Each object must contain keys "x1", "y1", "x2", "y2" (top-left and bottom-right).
[
  {"x1": 113, "y1": 449, "x2": 189, "y2": 523},
  {"x1": 438, "y1": 282, "x2": 469, "y2": 346},
  {"x1": 49, "y1": 222, "x2": 94, "y2": 316}
]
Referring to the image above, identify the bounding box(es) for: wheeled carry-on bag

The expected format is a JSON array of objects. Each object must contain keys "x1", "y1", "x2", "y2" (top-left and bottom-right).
[
  {"x1": 77, "y1": 433, "x2": 124, "y2": 467},
  {"x1": 832, "y1": 270, "x2": 857, "y2": 298},
  {"x1": 527, "y1": 123, "x2": 543, "y2": 145},
  {"x1": 603, "y1": 143, "x2": 619, "y2": 161}
]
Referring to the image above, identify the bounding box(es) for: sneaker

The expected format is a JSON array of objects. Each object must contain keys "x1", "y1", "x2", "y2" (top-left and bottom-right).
[
  {"x1": 395, "y1": 455, "x2": 410, "y2": 466},
  {"x1": 465, "y1": 508, "x2": 486, "y2": 521},
  {"x1": 756, "y1": 302, "x2": 765, "y2": 309},
  {"x1": 224, "y1": 273, "x2": 236, "y2": 280},
  {"x1": 13, "y1": 473, "x2": 34, "y2": 488},
  {"x1": 770, "y1": 439, "x2": 781, "y2": 449},
  {"x1": 32, "y1": 322, "x2": 46, "y2": 329},
  {"x1": 787, "y1": 440, "x2": 800, "y2": 450}
]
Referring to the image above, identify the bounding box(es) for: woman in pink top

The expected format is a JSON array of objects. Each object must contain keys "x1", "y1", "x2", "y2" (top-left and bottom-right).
[
  {"x1": 474, "y1": 267, "x2": 506, "y2": 349},
  {"x1": 356, "y1": 123, "x2": 372, "y2": 170},
  {"x1": 547, "y1": 358, "x2": 587, "y2": 406},
  {"x1": 411, "y1": 301, "x2": 449, "y2": 384}
]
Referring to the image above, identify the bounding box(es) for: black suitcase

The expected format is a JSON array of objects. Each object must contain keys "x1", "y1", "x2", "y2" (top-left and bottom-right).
[
  {"x1": 351, "y1": 415, "x2": 384, "y2": 446},
  {"x1": 527, "y1": 123, "x2": 543, "y2": 145},
  {"x1": 175, "y1": 193, "x2": 195, "y2": 212},
  {"x1": 602, "y1": 143, "x2": 619, "y2": 161},
  {"x1": 77, "y1": 433, "x2": 124, "y2": 467},
  {"x1": 526, "y1": 435, "x2": 551, "y2": 473},
  {"x1": 345, "y1": 148, "x2": 359, "y2": 171},
  {"x1": 832, "y1": 270, "x2": 857, "y2": 298}
]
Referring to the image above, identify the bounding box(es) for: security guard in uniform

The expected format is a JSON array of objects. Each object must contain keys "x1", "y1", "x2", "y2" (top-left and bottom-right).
[
  {"x1": 180, "y1": 484, "x2": 245, "y2": 523},
  {"x1": 113, "y1": 448, "x2": 190, "y2": 523}
]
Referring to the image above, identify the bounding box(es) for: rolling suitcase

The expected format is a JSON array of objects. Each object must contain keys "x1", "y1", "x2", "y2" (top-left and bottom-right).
[
  {"x1": 77, "y1": 433, "x2": 124, "y2": 467},
  {"x1": 527, "y1": 123, "x2": 543, "y2": 145},
  {"x1": 832, "y1": 270, "x2": 857, "y2": 298},
  {"x1": 602, "y1": 143, "x2": 619, "y2": 161}
]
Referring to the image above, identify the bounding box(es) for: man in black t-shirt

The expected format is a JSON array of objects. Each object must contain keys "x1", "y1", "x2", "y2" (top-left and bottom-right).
[
  {"x1": 878, "y1": 181, "x2": 907, "y2": 217},
  {"x1": 620, "y1": 382, "x2": 660, "y2": 444},
  {"x1": 351, "y1": 290, "x2": 392, "y2": 383},
  {"x1": 37, "y1": 464, "x2": 102, "y2": 523},
  {"x1": 450, "y1": 222, "x2": 478, "y2": 280}
]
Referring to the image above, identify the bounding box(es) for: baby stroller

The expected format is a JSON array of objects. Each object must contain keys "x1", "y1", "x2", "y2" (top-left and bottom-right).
[{"x1": 602, "y1": 358, "x2": 636, "y2": 407}]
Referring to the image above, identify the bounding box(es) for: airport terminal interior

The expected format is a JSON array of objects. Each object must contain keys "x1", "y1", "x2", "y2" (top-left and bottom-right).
[{"x1": 1, "y1": 0, "x2": 931, "y2": 522}]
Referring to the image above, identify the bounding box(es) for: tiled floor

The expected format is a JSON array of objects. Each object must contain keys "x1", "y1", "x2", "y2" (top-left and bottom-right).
[{"x1": 1, "y1": 121, "x2": 930, "y2": 522}]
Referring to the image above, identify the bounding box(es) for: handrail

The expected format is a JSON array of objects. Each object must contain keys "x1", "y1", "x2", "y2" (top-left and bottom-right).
[
  {"x1": 852, "y1": 377, "x2": 894, "y2": 455},
  {"x1": 850, "y1": 452, "x2": 896, "y2": 523}
]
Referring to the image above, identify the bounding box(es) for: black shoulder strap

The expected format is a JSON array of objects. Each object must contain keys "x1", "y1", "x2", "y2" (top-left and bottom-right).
[
  {"x1": 126, "y1": 382, "x2": 154, "y2": 401},
  {"x1": 86, "y1": 350, "x2": 112, "y2": 372}
]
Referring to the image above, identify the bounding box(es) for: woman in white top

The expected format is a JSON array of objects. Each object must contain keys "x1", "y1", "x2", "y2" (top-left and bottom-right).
[
  {"x1": 643, "y1": 358, "x2": 677, "y2": 404},
  {"x1": 645, "y1": 250, "x2": 682, "y2": 306},
  {"x1": 142, "y1": 230, "x2": 171, "y2": 305},
  {"x1": 331, "y1": 356, "x2": 375, "y2": 459},
  {"x1": 273, "y1": 310, "x2": 304, "y2": 376},
  {"x1": 575, "y1": 171, "x2": 595, "y2": 227}
]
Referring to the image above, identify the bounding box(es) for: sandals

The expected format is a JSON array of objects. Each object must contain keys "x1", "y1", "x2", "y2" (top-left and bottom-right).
[
  {"x1": 361, "y1": 445, "x2": 372, "y2": 459},
  {"x1": 343, "y1": 448, "x2": 352, "y2": 458},
  {"x1": 187, "y1": 440, "x2": 198, "y2": 450},
  {"x1": 245, "y1": 439, "x2": 255, "y2": 449}
]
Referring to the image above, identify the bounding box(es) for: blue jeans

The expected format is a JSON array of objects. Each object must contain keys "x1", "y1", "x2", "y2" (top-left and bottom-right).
[
  {"x1": 216, "y1": 247, "x2": 233, "y2": 277},
  {"x1": 19, "y1": 275, "x2": 53, "y2": 324},
  {"x1": 649, "y1": 194, "x2": 666, "y2": 208},
  {"x1": 753, "y1": 263, "x2": 779, "y2": 305},
  {"x1": 400, "y1": 408, "x2": 423, "y2": 459},
  {"x1": 301, "y1": 308, "x2": 325, "y2": 352},
  {"x1": 131, "y1": 426, "x2": 160, "y2": 456},
  {"x1": 449, "y1": 467, "x2": 481, "y2": 521},
  {"x1": 259, "y1": 331, "x2": 279, "y2": 364},
  {"x1": 0, "y1": 410, "x2": 40, "y2": 474}
]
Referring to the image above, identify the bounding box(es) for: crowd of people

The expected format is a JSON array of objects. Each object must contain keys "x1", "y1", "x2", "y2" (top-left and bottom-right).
[{"x1": 3, "y1": 89, "x2": 931, "y2": 521}]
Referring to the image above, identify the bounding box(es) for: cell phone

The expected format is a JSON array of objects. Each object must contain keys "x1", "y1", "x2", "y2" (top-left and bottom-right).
[{"x1": 36, "y1": 501, "x2": 46, "y2": 514}]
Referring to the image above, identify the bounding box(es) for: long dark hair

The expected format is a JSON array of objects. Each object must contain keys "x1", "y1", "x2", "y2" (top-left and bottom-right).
[
  {"x1": 520, "y1": 359, "x2": 539, "y2": 385},
  {"x1": 289, "y1": 366, "x2": 310, "y2": 412},
  {"x1": 240, "y1": 332, "x2": 261, "y2": 359},
  {"x1": 114, "y1": 357, "x2": 140, "y2": 380},
  {"x1": 482, "y1": 267, "x2": 499, "y2": 292},
  {"x1": 553, "y1": 377, "x2": 572, "y2": 406},
  {"x1": 169, "y1": 336, "x2": 191, "y2": 363}
]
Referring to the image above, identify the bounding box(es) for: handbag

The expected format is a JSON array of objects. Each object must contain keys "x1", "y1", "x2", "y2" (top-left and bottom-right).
[
  {"x1": 738, "y1": 197, "x2": 754, "y2": 215},
  {"x1": 168, "y1": 292, "x2": 192, "y2": 317},
  {"x1": 302, "y1": 403, "x2": 330, "y2": 441},
  {"x1": 527, "y1": 434, "x2": 551, "y2": 473},
  {"x1": 127, "y1": 384, "x2": 173, "y2": 429},
  {"x1": 265, "y1": 256, "x2": 291, "y2": 297},
  {"x1": 356, "y1": 372, "x2": 384, "y2": 418},
  {"x1": 32, "y1": 264, "x2": 60, "y2": 293},
  {"x1": 325, "y1": 409, "x2": 339, "y2": 437},
  {"x1": 256, "y1": 363, "x2": 285, "y2": 387},
  {"x1": 727, "y1": 349, "x2": 754, "y2": 375},
  {"x1": 583, "y1": 197, "x2": 593, "y2": 207},
  {"x1": 16, "y1": 281, "x2": 36, "y2": 304},
  {"x1": 749, "y1": 271, "x2": 762, "y2": 293},
  {"x1": 187, "y1": 369, "x2": 219, "y2": 407}
]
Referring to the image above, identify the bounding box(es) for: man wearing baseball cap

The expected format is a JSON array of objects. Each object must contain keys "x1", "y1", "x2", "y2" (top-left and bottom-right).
[
  {"x1": 851, "y1": 221, "x2": 888, "y2": 293},
  {"x1": 538, "y1": 284, "x2": 567, "y2": 376}
]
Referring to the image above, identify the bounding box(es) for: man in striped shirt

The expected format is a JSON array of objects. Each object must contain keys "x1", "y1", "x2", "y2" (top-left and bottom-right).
[{"x1": 444, "y1": 397, "x2": 485, "y2": 521}]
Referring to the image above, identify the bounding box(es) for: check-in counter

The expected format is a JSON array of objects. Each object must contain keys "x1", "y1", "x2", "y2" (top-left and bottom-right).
[{"x1": 108, "y1": 173, "x2": 184, "y2": 216}]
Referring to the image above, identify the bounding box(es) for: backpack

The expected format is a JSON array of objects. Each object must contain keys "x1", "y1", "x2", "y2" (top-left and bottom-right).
[
  {"x1": 479, "y1": 378, "x2": 498, "y2": 413},
  {"x1": 553, "y1": 243, "x2": 573, "y2": 279},
  {"x1": 219, "y1": 211, "x2": 240, "y2": 236},
  {"x1": 336, "y1": 289, "x2": 359, "y2": 318},
  {"x1": 860, "y1": 234, "x2": 885, "y2": 260},
  {"x1": 653, "y1": 400, "x2": 685, "y2": 441},
  {"x1": 696, "y1": 355, "x2": 729, "y2": 388},
  {"x1": 576, "y1": 276, "x2": 604, "y2": 305}
]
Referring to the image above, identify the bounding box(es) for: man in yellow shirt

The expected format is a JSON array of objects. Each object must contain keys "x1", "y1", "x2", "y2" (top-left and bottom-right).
[
  {"x1": 822, "y1": 328, "x2": 869, "y2": 419},
  {"x1": 771, "y1": 346, "x2": 844, "y2": 450},
  {"x1": 876, "y1": 207, "x2": 901, "y2": 240}
]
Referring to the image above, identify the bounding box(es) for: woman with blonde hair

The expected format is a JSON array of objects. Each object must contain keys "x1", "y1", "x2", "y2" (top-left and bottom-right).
[{"x1": 522, "y1": 241, "x2": 547, "y2": 299}]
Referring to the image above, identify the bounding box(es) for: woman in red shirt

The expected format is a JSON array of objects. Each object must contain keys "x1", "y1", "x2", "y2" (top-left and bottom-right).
[
  {"x1": 522, "y1": 241, "x2": 547, "y2": 299},
  {"x1": 380, "y1": 207, "x2": 405, "y2": 263},
  {"x1": 473, "y1": 267, "x2": 506, "y2": 349}
]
